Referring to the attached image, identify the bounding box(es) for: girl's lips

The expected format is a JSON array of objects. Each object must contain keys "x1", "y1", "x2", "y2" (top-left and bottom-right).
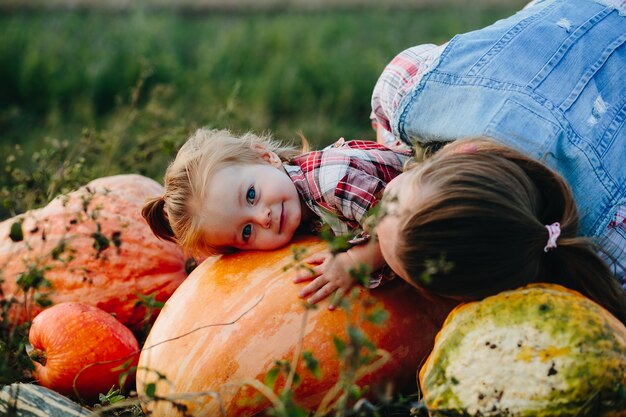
[{"x1": 279, "y1": 203, "x2": 285, "y2": 233}]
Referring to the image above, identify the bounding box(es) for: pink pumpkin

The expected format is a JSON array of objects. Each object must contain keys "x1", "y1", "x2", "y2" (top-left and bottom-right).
[{"x1": 0, "y1": 174, "x2": 188, "y2": 331}]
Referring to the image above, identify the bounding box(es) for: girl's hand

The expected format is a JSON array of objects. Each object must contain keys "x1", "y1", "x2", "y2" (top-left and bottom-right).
[{"x1": 293, "y1": 251, "x2": 359, "y2": 310}]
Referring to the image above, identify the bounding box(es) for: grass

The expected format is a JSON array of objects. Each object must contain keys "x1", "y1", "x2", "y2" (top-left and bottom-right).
[
  {"x1": 0, "y1": 5, "x2": 522, "y2": 160},
  {"x1": 0, "y1": 5, "x2": 525, "y2": 220}
]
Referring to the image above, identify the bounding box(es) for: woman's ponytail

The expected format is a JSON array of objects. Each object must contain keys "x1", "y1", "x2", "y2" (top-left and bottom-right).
[
  {"x1": 142, "y1": 196, "x2": 177, "y2": 244},
  {"x1": 473, "y1": 138, "x2": 626, "y2": 324},
  {"x1": 543, "y1": 236, "x2": 626, "y2": 324},
  {"x1": 408, "y1": 138, "x2": 626, "y2": 324},
  {"x1": 511, "y1": 150, "x2": 626, "y2": 324}
]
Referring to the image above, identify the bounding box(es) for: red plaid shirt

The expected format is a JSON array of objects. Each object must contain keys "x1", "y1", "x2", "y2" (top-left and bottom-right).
[
  {"x1": 370, "y1": 43, "x2": 447, "y2": 149},
  {"x1": 285, "y1": 138, "x2": 412, "y2": 236}
]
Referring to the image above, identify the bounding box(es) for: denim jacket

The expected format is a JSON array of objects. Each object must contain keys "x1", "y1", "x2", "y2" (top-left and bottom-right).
[{"x1": 394, "y1": 0, "x2": 625, "y2": 263}]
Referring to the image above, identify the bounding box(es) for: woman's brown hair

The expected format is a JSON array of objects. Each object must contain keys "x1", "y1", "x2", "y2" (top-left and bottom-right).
[{"x1": 394, "y1": 138, "x2": 626, "y2": 323}]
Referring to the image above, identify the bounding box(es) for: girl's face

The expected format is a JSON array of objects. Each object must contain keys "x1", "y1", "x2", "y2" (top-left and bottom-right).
[
  {"x1": 375, "y1": 169, "x2": 423, "y2": 286},
  {"x1": 199, "y1": 162, "x2": 304, "y2": 252}
]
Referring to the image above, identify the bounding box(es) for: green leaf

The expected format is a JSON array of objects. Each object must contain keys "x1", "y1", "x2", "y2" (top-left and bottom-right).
[
  {"x1": 333, "y1": 336, "x2": 346, "y2": 356},
  {"x1": 99, "y1": 386, "x2": 125, "y2": 405},
  {"x1": 9, "y1": 221, "x2": 23, "y2": 242},
  {"x1": 349, "y1": 263, "x2": 370, "y2": 287},
  {"x1": 51, "y1": 239, "x2": 66, "y2": 260},
  {"x1": 302, "y1": 301, "x2": 318, "y2": 311},
  {"x1": 290, "y1": 245, "x2": 307, "y2": 262},
  {"x1": 118, "y1": 372, "x2": 128, "y2": 391},
  {"x1": 275, "y1": 359, "x2": 290, "y2": 372},
  {"x1": 349, "y1": 384, "x2": 362, "y2": 399},
  {"x1": 420, "y1": 254, "x2": 454, "y2": 285},
  {"x1": 111, "y1": 359, "x2": 135, "y2": 373},
  {"x1": 265, "y1": 367, "x2": 280, "y2": 390},
  {"x1": 365, "y1": 307, "x2": 389, "y2": 326},
  {"x1": 91, "y1": 230, "x2": 110, "y2": 255},
  {"x1": 111, "y1": 231, "x2": 122, "y2": 249},
  {"x1": 108, "y1": 394, "x2": 125, "y2": 404},
  {"x1": 145, "y1": 382, "x2": 156, "y2": 398},
  {"x1": 316, "y1": 215, "x2": 352, "y2": 254},
  {"x1": 35, "y1": 294, "x2": 53, "y2": 307},
  {"x1": 284, "y1": 404, "x2": 309, "y2": 417},
  {"x1": 328, "y1": 235, "x2": 351, "y2": 254},
  {"x1": 135, "y1": 292, "x2": 165, "y2": 309},
  {"x1": 292, "y1": 372, "x2": 301, "y2": 388},
  {"x1": 302, "y1": 351, "x2": 321, "y2": 379},
  {"x1": 347, "y1": 325, "x2": 376, "y2": 352},
  {"x1": 16, "y1": 266, "x2": 48, "y2": 291}
]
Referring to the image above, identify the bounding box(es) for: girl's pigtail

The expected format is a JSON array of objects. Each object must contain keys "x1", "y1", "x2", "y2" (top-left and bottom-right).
[
  {"x1": 296, "y1": 131, "x2": 310, "y2": 155},
  {"x1": 141, "y1": 196, "x2": 177, "y2": 244}
]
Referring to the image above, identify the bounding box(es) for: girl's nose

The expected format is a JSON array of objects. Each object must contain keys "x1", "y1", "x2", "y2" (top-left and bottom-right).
[{"x1": 255, "y1": 207, "x2": 271, "y2": 228}]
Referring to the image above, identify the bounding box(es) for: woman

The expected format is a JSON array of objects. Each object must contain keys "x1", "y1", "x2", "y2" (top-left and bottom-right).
[{"x1": 370, "y1": 0, "x2": 626, "y2": 282}]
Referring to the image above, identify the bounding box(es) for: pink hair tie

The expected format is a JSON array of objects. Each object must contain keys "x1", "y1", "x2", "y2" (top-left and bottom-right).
[{"x1": 544, "y1": 222, "x2": 561, "y2": 252}]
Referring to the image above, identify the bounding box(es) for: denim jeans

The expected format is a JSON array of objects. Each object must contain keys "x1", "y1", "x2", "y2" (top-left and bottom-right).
[{"x1": 395, "y1": 0, "x2": 625, "y2": 243}]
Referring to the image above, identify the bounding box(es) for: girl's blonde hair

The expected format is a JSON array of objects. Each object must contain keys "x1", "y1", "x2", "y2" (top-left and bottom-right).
[
  {"x1": 142, "y1": 128, "x2": 302, "y2": 257},
  {"x1": 393, "y1": 137, "x2": 626, "y2": 323}
]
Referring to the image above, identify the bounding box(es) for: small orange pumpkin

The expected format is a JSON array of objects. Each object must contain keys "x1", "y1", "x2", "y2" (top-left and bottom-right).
[
  {"x1": 137, "y1": 236, "x2": 456, "y2": 416},
  {"x1": 28, "y1": 302, "x2": 140, "y2": 401},
  {"x1": 0, "y1": 174, "x2": 188, "y2": 331}
]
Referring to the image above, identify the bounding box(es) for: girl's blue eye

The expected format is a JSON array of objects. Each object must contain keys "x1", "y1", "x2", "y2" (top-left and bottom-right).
[
  {"x1": 246, "y1": 186, "x2": 256, "y2": 204},
  {"x1": 242, "y1": 224, "x2": 252, "y2": 241}
]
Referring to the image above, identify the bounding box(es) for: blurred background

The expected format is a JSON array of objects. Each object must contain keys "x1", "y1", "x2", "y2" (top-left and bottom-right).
[{"x1": 0, "y1": 0, "x2": 526, "y2": 219}]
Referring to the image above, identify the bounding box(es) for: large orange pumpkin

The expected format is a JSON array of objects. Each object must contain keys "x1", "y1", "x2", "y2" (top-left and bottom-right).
[
  {"x1": 136, "y1": 236, "x2": 456, "y2": 416},
  {"x1": 0, "y1": 174, "x2": 188, "y2": 331}
]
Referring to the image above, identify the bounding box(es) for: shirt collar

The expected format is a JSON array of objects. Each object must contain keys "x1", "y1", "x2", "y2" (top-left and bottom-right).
[{"x1": 284, "y1": 164, "x2": 317, "y2": 213}]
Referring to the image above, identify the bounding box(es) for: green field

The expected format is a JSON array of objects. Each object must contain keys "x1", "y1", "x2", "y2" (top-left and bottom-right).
[{"x1": 0, "y1": 5, "x2": 523, "y2": 218}]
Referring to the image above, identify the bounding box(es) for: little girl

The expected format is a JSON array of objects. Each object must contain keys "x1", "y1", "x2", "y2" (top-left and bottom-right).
[
  {"x1": 375, "y1": 138, "x2": 626, "y2": 324},
  {"x1": 142, "y1": 128, "x2": 412, "y2": 308}
]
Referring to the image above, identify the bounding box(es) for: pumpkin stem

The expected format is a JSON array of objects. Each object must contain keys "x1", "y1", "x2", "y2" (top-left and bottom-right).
[{"x1": 28, "y1": 348, "x2": 47, "y2": 366}]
